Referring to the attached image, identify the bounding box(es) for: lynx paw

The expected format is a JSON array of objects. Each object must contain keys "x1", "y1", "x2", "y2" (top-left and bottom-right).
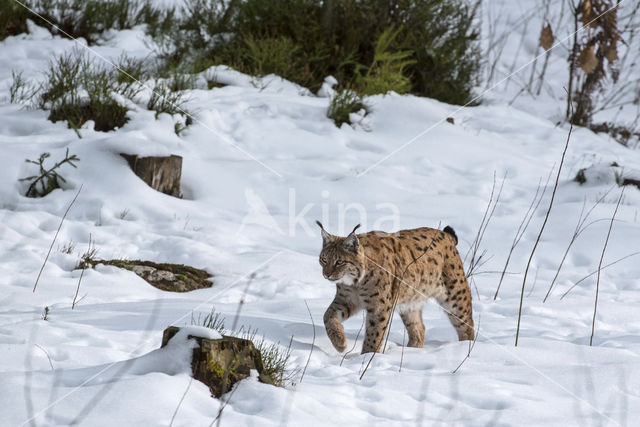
[{"x1": 327, "y1": 328, "x2": 347, "y2": 352}]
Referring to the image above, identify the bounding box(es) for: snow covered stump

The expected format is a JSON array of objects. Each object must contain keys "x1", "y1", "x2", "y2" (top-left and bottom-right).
[
  {"x1": 161, "y1": 326, "x2": 275, "y2": 397},
  {"x1": 121, "y1": 154, "x2": 183, "y2": 198}
]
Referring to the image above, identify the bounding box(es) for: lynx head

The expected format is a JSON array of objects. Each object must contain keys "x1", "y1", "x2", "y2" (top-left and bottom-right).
[{"x1": 316, "y1": 221, "x2": 364, "y2": 286}]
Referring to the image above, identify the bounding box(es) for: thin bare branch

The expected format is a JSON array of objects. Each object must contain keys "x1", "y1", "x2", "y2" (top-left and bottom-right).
[
  {"x1": 495, "y1": 170, "x2": 551, "y2": 300},
  {"x1": 169, "y1": 378, "x2": 193, "y2": 427},
  {"x1": 543, "y1": 187, "x2": 614, "y2": 302},
  {"x1": 516, "y1": 112, "x2": 573, "y2": 346},
  {"x1": 299, "y1": 300, "x2": 316, "y2": 383},
  {"x1": 72, "y1": 233, "x2": 91, "y2": 309},
  {"x1": 33, "y1": 185, "x2": 83, "y2": 293},
  {"x1": 452, "y1": 314, "x2": 481, "y2": 374},
  {"x1": 591, "y1": 188, "x2": 625, "y2": 346},
  {"x1": 340, "y1": 313, "x2": 365, "y2": 367},
  {"x1": 399, "y1": 328, "x2": 406, "y2": 373},
  {"x1": 560, "y1": 251, "x2": 640, "y2": 300},
  {"x1": 34, "y1": 344, "x2": 54, "y2": 370}
]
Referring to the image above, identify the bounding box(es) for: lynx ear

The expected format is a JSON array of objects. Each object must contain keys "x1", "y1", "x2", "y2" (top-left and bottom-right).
[
  {"x1": 316, "y1": 220, "x2": 332, "y2": 247},
  {"x1": 342, "y1": 223, "x2": 361, "y2": 253},
  {"x1": 343, "y1": 233, "x2": 359, "y2": 253}
]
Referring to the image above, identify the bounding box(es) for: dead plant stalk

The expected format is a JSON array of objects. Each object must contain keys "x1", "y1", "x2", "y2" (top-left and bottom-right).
[
  {"x1": 590, "y1": 187, "x2": 625, "y2": 346},
  {"x1": 515, "y1": 118, "x2": 573, "y2": 346}
]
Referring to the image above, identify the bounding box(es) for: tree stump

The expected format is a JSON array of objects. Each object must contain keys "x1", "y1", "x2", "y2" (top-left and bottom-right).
[
  {"x1": 162, "y1": 326, "x2": 275, "y2": 397},
  {"x1": 121, "y1": 154, "x2": 182, "y2": 198}
]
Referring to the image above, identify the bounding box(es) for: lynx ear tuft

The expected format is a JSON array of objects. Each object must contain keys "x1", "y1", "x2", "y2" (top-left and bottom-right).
[
  {"x1": 316, "y1": 220, "x2": 332, "y2": 247},
  {"x1": 349, "y1": 224, "x2": 361, "y2": 235}
]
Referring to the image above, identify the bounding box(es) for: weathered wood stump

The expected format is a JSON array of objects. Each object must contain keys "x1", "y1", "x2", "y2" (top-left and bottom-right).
[
  {"x1": 162, "y1": 326, "x2": 274, "y2": 397},
  {"x1": 121, "y1": 154, "x2": 182, "y2": 198}
]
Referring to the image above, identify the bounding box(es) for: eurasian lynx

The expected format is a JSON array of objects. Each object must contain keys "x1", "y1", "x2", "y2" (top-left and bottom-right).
[{"x1": 317, "y1": 222, "x2": 474, "y2": 353}]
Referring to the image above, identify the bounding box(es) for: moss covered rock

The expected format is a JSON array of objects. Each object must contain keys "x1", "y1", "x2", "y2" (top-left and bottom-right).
[
  {"x1": 80, "y1": 259, "x2": 212, "y2": 292},
  {"x1": 162, "y1": 326, "x2": 274, "y2": 397}
]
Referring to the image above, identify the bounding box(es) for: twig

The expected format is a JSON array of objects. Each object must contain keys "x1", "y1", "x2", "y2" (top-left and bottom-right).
[
  {"x1": 560, "y1": 251, "x2": 640, "y2": 300},
  {"x1": 360, "y1": 281, "x2": 400, "y2": 380},
  {"x1": 465, "y1": 172, "x2": 505, "y2": 280},
  {"x1": 299, "y1": 301, "x2": 315, "y2": 383},
  {"x1": 590, "y1": 188, "x2": 625, "y2": 346},
  {"x1": 211, "y1": 382, "x2": 240, "y2": 427},
  {"x1": 169, "y1": 377, "x2": 193, "y2": 427},
  {"x1": 72, "y1": 233, "x2": 91, "y2": 309},
  {"x1": 495, "y1": 171, "x2": 551, "y2": 300},
  {"x1": 33, "y1": 185, "x2": 83, "y2": 293},
  {"x1": 340, "y1": 313, "x2": 365, "y2": 367},
  {"x1": 516, "y1": 110, "x2": 573, "y2": 346},
  {"x1": 452, "y1": 314, "x2": 481, "y2": 374},
  {"x1": 543, "y1": 188, "x2": 614, "y2": 302},
  {"x1": 399, "y1": 329, "x2": 405, "y2": 373},
  {"x1": 230, "y1": 272, "x2": 256, "y2": 331},
  {"x1": 34, "y1": 344, "x2": 54, "y2": 370}
]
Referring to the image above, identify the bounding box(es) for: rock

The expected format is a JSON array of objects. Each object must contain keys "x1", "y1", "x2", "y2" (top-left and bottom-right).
[
  {"x1": 162, "y1": 326, "x2": 275, "y2": 397},
  {"x1": 121, "y1": 154, "x2": 182, "y2": 198},
  {"x1": 574, "y1": 163, "x2": 640, "y2": 191},
  {"x1": 79, "y1": 259, "x2": 212, "y2": 292},
  {"x1": 622, "y1": 177, "x2": 640, "y2": 190}
]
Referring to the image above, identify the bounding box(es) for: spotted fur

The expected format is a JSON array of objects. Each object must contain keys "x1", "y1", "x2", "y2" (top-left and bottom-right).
[{"x1": 317, "y1": 223, "x2": 474, "y2": 354}]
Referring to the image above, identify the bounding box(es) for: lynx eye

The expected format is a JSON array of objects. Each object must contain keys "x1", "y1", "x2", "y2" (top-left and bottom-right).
[{"x1": 335, "y1": 260, "x2": 345, "y2": 267}]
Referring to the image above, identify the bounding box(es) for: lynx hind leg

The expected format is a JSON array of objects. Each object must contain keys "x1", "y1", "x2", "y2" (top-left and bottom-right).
[
  {"x1": 400, "y1": 309, "x2": 425, "y2": 348},
  {"x1": 439, "y1": 258, "x2": 474, "y2": 341}
]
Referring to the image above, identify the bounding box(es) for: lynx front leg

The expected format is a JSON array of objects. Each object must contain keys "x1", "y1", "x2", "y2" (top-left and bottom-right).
[
  {"x1": 324, "y1": 285, "x2": 358, "y2": 352},
  {"x1": 361, "y1": 308, "x2": 391, "y2": 353}
]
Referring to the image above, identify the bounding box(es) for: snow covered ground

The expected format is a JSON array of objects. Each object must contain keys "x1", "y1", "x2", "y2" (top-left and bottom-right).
[{"x1": 1, "y1": 2, "x2": 640, "y2": 426}]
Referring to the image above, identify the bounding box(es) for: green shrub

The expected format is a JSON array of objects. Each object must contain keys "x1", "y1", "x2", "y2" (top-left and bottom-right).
[
  {"x1": 10, "y1": 0, "x2": 170, "y2": 44},
  {"x1": 161, "y1": 0, "x2": 480, "y2": 104},
  {"x1": 146, "y1": 78, "x2": 193, "y2": 135},
  {"x1": 356, "y1": 25, "x2": 416, "y2": 96},
  {"x1": 9, "y1": 71, "x2": 39, "y2": 104},
  {"x1": 0, "y1": 1, "x2": 30, "y2": 40},
  {"x1": 327, "y1": 89, "x2": 370, "y2": 127},
  {"x1": 39, "y1": 50, "x2": 134, "y2": 132},
  {"x1": 238, "y1": 35, "x2": 314, "y2": 85},
  {"x1": 393, "y1": 0, "x2": 480, "y2": 104},
  {"x1": 147, "y1": 80, "x2": 191, "y2": 117}
]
